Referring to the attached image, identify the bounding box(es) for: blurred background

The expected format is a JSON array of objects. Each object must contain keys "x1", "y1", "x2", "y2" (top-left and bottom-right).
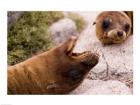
[{"x1": 8, "y1": 11, "x2": 86, "y2": 65}]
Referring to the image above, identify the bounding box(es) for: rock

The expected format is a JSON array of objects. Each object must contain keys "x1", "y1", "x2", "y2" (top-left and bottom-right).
[
  {"x1": 49, "y1": 18, "x2": 78, "y2": 46},
  {"x1": 70, "y1": 79, "x2": 132, "y2": 95},
  {"x1": 73, "y1": 12, "x2": 133, "y2": 74},
  {"x1": 8, "y1": 11, "x2": 24, "y2": 28},
  {"x1": 71, "y1": 12, "x2": 133, "y2": 94}
]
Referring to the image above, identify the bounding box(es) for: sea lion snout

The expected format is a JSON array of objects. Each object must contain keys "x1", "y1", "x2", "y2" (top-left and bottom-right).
[
  {"x1": 79, "y1": 51, "x2": 99, "y2": 67},
  {"x1": 107, "y1": 29, "x2": 127, "y2": 43},
  {"x1": 117, "y1": 30, "x2": 123, "y2": 37}
]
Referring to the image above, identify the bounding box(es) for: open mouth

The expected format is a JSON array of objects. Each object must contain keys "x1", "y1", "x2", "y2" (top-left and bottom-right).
[
  {"x1": 66, "y1": 37, "x2": 99, "y2": 67},
  {"x1": 72, "y1": 51, "x2": 99, "y2": 67},
  {"x1": 108, "y1": 36, "x2": 126, "y2": 43}
]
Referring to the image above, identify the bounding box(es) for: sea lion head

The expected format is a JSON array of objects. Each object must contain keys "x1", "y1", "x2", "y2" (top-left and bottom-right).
[
  {"x1": 46, "y1": 36, "x2": 99, "y2": 94},
  {"x1": 94, "y1": 11, "x2": 132, "y2": 44}
]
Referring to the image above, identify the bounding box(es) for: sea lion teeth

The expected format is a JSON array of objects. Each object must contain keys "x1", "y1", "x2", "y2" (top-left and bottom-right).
[{"x1": 8, "y1": 36, "x2": 99, "y2": 94}]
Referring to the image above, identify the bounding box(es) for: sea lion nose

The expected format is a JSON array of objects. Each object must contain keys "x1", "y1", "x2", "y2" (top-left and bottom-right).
[
  {"x1": 82, "y1": 53, "x2": 99, "y2": 67},
  {"x1": 117, "y1": 31, "x2": 123, "y2": 37}
]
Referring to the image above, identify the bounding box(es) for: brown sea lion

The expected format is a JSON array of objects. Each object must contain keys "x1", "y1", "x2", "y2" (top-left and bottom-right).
[
  {"x1": 93, "y1": 11, "x2": 133, "y2": 45},
  {"x1": 8, "y1": 36, "x2": 99, "y2": 94},
  {"x1": 124, "y1": 11, "x2": 133, "y2": 34}
]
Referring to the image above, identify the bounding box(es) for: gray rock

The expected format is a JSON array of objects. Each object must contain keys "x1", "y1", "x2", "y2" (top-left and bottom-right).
[
  {"x1": 71, "y1": 12, "x2": 133, "y2": 94},
  {"x1": 8, "y1": 11, "x2": 24, "y2": 28},
  {"x1": 70, "y1": 79, "x2": 132, "y2": 95},
  {"x1": 49, "y1": 18, "x2": 78, "y2": 46},
  {"x1": 73, "y1": 12, "x2": 133, "y2": 75}
]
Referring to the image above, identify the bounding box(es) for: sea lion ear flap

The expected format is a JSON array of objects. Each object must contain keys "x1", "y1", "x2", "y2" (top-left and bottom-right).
[
  {"x1": 65, "y1": 36, "x2": 78, "y2": 55},
  {"x1": 93, "y1": 22, "x2": 96, "y2": 25}
]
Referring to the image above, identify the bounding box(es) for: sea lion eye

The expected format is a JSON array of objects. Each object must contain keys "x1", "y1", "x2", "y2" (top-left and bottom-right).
[
  {"x1": 124, "y1": 23, "x2": 130, "y2": 32},
  {"x1": 102, "y1": 18, "x2": 111, "y2": 29}
]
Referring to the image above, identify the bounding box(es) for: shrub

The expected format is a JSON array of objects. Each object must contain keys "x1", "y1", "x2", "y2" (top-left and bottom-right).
[
  {"x1": 67, "y1": 12, "x2": 86, "y2": 33},
  {"x1": 8, "y1": 11, "x2": 64, "y2": 65}
]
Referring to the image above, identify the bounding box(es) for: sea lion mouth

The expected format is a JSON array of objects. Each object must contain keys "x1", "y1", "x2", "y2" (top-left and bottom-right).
[
  {"x1": 66, "y1": 36, "x2": 99, "y2": 67},
  {"x1": 71, "y1": 51, "x2": 99, "y2": 67}
]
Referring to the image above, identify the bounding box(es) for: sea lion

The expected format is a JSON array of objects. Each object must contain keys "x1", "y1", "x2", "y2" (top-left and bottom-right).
[
  {"x1": 124, "y1": 11, "x2": 133, "y2": 34},
  {"x1": 93, "y1": 11, "x2": 133, "y2": 44},
  {"x1": 8, "y1": 36, "x2": 99, "y2": 94}
]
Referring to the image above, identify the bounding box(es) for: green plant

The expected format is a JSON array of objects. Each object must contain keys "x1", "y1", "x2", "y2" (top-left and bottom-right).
[
  {"x1": 8, "y1": 11, "x2": 64, "y2": 65},
  {"x1": 67, "y1": 12, "x2": 86, "y2": 33}
]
